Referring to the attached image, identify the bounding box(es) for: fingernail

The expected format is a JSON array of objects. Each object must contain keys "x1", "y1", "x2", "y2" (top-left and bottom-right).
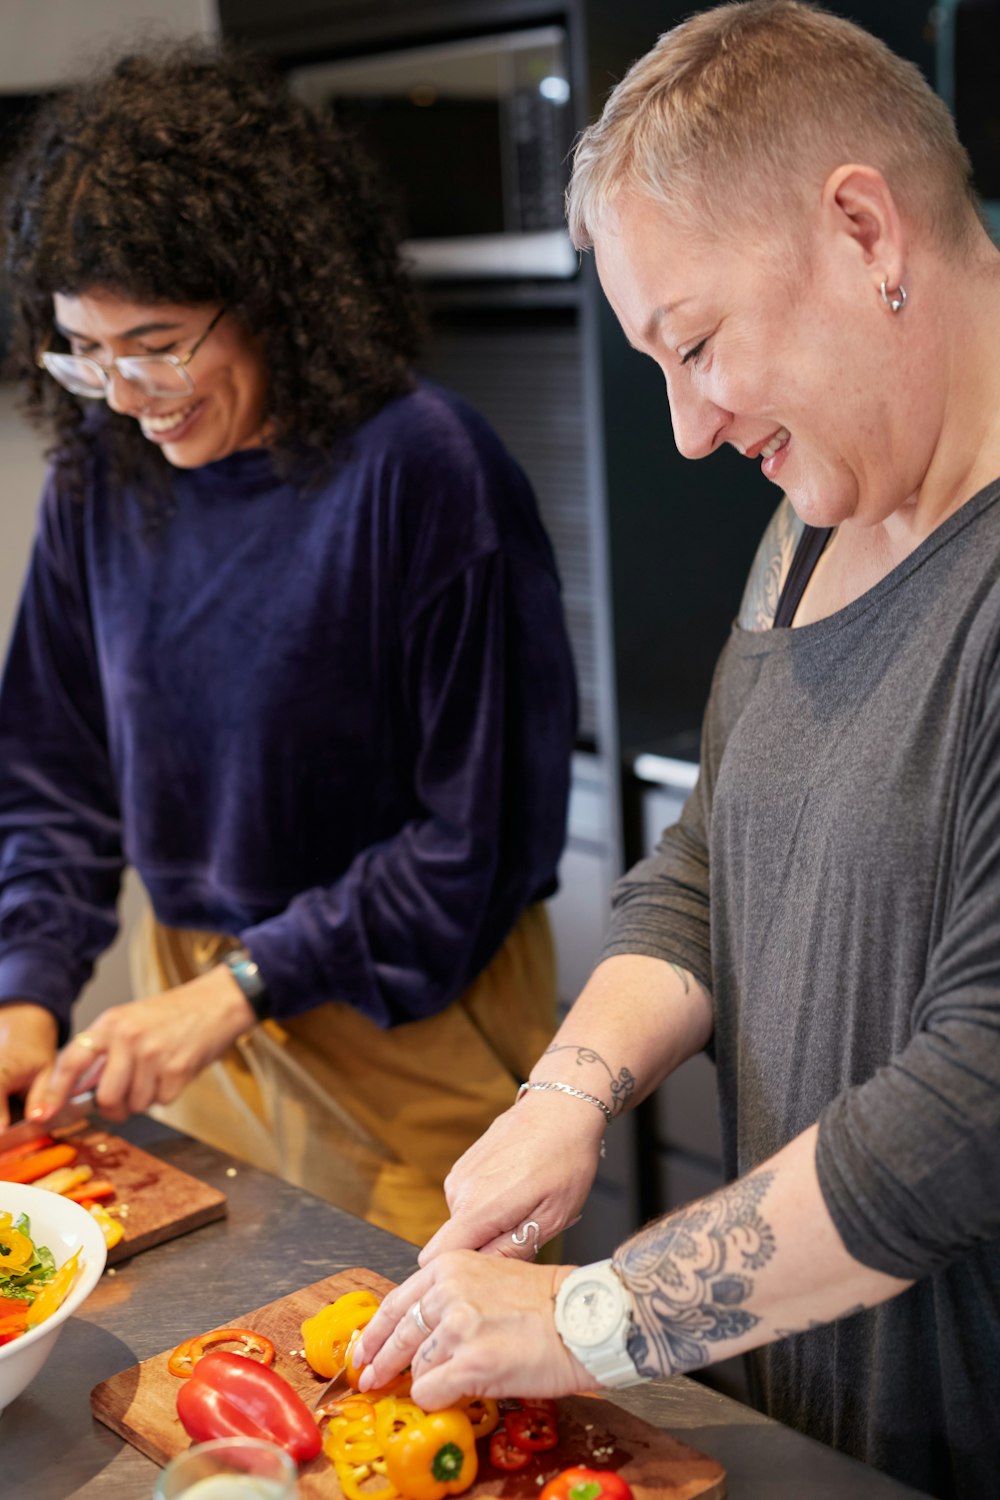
[
  {"x1": 357, "y1": 1367, "x2": 373, "y2": 1391},
  {"x1": 27, "y1": 1107, "x2": 50, "y2": 1120}
]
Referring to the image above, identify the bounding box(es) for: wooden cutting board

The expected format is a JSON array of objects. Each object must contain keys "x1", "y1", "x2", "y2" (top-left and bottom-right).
[
  {"x1": 91, "y1": 1267, "x2": 726, "y2": 1498},
  {"x1": 55, "y1": 1124, "x2": 226, "y2": 1265}
]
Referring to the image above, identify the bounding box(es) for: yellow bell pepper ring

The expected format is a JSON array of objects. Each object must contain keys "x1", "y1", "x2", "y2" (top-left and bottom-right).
[
  {"x1": 302, "y1": 1289, "x2": 380, "y2": 1378},
  {"x1": 384, "y1": 1408, "x2": 478, "y2": 1500},
  {"x1": 0, "y1": 1223, "x2": 35, "y2": 1272}
]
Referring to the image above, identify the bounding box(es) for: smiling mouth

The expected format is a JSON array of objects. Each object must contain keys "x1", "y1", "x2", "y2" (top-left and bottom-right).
[
  {"x1": 140, "y1": 399, "x2": 201, "y2": 437},
  {"x1": 757, "y1": 427, "x2": 790, "y2": 460}
]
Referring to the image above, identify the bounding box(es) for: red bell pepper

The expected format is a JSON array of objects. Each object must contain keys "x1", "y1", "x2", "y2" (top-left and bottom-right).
[
  {"x1": 488, "y1": 1428, "x2": 531, "y2": 1471},
  {"x1": 176, "y1": 1350, "x2": 322, "y2": 1465},
  {"x1": 540, "y1": 1468, "x2": 635, "y2": 1500},
  {"x1": 505, "y1": 1406, "x2": 559, "y2": 1453}
]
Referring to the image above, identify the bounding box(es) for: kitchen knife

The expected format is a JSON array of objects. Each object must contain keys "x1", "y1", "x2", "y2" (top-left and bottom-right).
[
  {"x1": 311, "y1": 1368, "x2": 353, "y2": 1411},
  {"x1": 0, "y1": 1090, "x2": 97, "y2": 1153}
]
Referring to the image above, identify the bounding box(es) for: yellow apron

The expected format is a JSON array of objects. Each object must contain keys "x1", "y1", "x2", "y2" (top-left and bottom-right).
[{"x1": 131, "y1": 903, "x2": 556, "y2": 1247}]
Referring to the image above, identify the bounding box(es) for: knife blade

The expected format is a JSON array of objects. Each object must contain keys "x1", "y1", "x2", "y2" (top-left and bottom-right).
[
  {"x1": 0, "y1": 1090, "x2": 97, "y2": 1153},
  {"x1": 311, "y1": 1368, "x2": 352, "y2": 1411}
]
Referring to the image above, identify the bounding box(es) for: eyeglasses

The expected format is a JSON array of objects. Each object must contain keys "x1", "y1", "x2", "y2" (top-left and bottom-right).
[{"x1": 36, "y1": 306, "x2": 227, "y2": 400}]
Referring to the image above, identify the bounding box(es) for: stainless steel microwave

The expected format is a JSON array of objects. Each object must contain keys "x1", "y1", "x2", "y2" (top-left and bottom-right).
[{"x1": 289, "y1": 26, "x2": 577, "y2": 280}]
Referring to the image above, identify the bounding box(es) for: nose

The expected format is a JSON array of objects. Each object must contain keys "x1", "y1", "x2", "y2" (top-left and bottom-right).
[
  {"x1": 105, "y1": 368, "x2": 150, "y2": 418},
  {"x1": 665, "y1": 371, "x2": 730, "y2": 460}
]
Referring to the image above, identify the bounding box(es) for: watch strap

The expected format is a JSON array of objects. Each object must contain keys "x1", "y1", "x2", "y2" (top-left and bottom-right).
[
  {"x1": 223, "y1": 947, "x2": 271, "y2": 1021},
  {"x1": 554, "y1": 1259, "x2": 645, "y2": 1390}
]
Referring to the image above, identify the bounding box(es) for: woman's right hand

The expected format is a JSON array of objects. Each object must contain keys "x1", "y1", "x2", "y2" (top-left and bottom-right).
[
  {"x1": 418, "y1": 1089, "x2": 606, "y2": 1264},
  {"x1": 0, "y1": 1002, "x2": 59, "y2": 1129}
]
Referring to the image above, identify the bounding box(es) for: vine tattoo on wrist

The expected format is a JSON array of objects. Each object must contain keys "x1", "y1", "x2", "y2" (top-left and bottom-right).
[
  {"x1": 541, "y1": 1044, "x2": 635, "y2": 1115},
  {"x1": 617, "y1": 1170, "x2": 777, "y2": 1377}
]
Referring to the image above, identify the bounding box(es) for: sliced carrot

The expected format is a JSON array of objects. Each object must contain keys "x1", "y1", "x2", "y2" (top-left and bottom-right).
[
  {"x1": 63, "y1": 1178, "x2": 115, "y2": 1203},
  {"x1": 0, "y1": 1135, "x2": 55, "y2": 1171},
  {"x1": 0, "y1": 1143, "x2": 78, "y2": 1184}
]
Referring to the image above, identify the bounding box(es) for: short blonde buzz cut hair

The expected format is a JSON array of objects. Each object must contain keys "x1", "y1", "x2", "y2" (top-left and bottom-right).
[{"x1": 567, "y1": 0, "x2": 981, "y2": 254}]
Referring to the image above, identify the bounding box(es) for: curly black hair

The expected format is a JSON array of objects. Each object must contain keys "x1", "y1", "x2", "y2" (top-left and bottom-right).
[{"x1": 2, "y1": 40, "x2": 424, "y2": 511}]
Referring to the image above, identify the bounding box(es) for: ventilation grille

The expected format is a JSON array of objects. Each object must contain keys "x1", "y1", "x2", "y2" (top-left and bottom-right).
[{"x1": 421, "y1": 311, "x2": 598, "y2": 741}]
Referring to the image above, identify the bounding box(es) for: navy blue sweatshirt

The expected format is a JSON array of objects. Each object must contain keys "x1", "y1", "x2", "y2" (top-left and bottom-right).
[{"x1": 0, "y1": 382, "x2": 577, "y2": 1033}]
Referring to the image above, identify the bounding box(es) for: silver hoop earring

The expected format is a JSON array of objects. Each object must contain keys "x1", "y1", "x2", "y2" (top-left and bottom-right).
[{"x1": 880, "y1": 278, "x2": 907, "y2": 314}]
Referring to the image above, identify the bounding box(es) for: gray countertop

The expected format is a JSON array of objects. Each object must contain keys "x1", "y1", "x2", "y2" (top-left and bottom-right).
[{"x1": 5, "y1": 1117, "x2": 924, "y2": 1500}]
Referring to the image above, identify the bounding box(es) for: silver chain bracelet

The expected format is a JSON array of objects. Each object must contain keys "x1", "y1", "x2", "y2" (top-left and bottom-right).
[{"x1": 515, "y1": 1079, "x2": 613, "y2": 1124}]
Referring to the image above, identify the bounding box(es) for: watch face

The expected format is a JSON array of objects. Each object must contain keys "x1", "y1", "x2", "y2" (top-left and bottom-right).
[{"x1": 562, "y1": 1278, "x2": 620, "y2": 1348}]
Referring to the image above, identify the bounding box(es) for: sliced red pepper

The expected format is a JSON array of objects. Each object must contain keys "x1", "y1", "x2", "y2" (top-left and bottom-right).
[
  {"x1": 489, "y1": 1428, "x2": 532, "y2": 1471},
  {"x1": 176, "y1": 1350, "x2": 321, "y2": 1464},
  {"x1": 505, "y1": 1407, "x2": 559, "y2": 1453},
  {"x1": 519, "y1": 1397, "x2": 560, "y2": 1420},
  {"x1": 168, "y1": 1327, "x2": 276, "y2": 1378}
]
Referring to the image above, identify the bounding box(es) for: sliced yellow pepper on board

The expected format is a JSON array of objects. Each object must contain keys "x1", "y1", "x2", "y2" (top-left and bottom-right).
[
  {"x1": 302, "y1": 1289, "x2": 380, "y2": 1378},
  {"x1": 88, "y1": 1202, "x2": 124, "y2": 1249}
]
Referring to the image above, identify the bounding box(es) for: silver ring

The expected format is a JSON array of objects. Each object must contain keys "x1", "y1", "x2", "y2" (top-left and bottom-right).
[
  {"x1": 511, "y1": 1219, "x2": 540, "y2": 1257},
  {"x1": 410, "y1": 1299, "x2": 431, "y2": 1337}
]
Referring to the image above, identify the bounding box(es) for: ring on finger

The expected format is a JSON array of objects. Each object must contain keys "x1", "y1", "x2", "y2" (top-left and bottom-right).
[
  {"x1": 510, "y1": 1219, "x2": 540, "y2": 1257},
  {"x1": 75, "y1": 1032, "x2": 99, "y2": 1051},
  {"x1": 410, "y1": 1299, "x2": 431, "y2": 1337}
]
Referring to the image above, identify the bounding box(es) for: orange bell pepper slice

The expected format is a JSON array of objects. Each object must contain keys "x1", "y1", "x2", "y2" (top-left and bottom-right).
[{"x1": 167, "y1": 1327, "x2": 276, "y2": 1378}]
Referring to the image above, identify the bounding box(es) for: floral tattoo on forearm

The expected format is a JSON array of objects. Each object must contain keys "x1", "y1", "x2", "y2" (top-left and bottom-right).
[
  {"x1": 615, "y1": 1170, "x2": 777, "y2": 1376},
  {"x1": 541, "y1": 1044, "x2": 636, "y2": 1116}
]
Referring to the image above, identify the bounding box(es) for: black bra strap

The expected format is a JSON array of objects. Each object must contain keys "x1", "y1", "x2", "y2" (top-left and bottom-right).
[{"x1": 773, "y1": 525, "x2": 833, "y2": 628}]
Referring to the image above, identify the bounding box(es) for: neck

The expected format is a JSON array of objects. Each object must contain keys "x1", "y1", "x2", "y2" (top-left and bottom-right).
[{"x1": 886, "y1": 241, "x2": 1000, "y2": 550}]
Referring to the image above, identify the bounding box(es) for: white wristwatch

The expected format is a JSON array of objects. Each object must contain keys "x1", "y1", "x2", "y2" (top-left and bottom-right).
[{"x1": 553, "y1": 1258, "x2": 645, "y2": 1389}]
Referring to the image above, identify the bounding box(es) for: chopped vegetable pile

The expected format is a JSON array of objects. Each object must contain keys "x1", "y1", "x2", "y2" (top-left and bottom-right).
[
  {"x1": 0, "y1": 1211, "x2": 82, "y2": 1346},
  {"x1": 0, "y1": 1136, "x2": 123, "y2": 1250},
  {"x1": 167, "y1": 1289, "x2": 635, "y2": 1499}
]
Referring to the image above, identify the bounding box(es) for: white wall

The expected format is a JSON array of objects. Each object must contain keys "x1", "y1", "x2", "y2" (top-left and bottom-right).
[{"x1": 0, "y1": 0, "x2": 217, "y2": 91}]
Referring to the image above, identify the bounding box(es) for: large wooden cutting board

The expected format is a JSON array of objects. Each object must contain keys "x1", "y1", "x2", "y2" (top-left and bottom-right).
[
  {"x1": 55, "y1": 1124, "x2": 226, "y2": 1265},
  {"x1": 91, "y1": 1267, "x2": 726, "y2": 1498}
]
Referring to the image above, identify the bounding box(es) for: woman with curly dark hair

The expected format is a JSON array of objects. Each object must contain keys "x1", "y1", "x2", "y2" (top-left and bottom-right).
[{"x1": 0, "y1": 42, "x2": 577, "y2": 1245}]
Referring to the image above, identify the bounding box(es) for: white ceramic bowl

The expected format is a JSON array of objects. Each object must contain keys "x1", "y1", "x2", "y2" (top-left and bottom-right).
[{"x1": 0, "y1": 1179, "x2": 107, "y2": 1414}]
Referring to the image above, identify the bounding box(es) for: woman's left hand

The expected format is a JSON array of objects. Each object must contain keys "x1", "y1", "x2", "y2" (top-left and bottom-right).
[
  {"x1": 353, "y1": 1250, "x2": 592, "y2": 1410},
  {"x1": 25, "y1": 966, "x2": 256, "y2": 1122}
]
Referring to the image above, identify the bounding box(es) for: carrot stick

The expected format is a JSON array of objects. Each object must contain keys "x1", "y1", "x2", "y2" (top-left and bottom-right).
[
  {"x1": 63, "y1": 1179, "x2": 115, "y2": 1203},
  {"x1": 0, "y1": 1143, "x2": 78, "y2": 1183},
  {"x1": 0, "y1": 1136, "x2": 55, "y2": 1170}
]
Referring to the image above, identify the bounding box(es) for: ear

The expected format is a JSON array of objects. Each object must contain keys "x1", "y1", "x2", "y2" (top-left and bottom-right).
[{"x1": 820, "y1": 164, "x2": 906, "y2": 296}]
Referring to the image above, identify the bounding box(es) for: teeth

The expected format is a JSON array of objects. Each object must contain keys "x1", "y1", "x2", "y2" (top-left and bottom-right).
[
  {"x1": 760, "y1": 426, "x2": 790, "y2": 460},
  {"x1": 142, "y1": 401, "x2": 199, "y2": 435}
]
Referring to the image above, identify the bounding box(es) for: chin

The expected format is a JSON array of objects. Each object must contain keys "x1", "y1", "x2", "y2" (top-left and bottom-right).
[{"x1": 783, "y1": 476, "x2": 860, "y2": 531}]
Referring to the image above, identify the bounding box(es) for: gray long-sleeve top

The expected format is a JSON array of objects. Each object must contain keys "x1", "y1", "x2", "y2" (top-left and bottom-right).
[{"x1": 603, "y1": 481, "x2": 1000, "y2": 1499}]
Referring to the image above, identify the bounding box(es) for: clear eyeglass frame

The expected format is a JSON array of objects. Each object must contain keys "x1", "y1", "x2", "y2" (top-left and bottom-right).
[{"x1": 36, "y1": 305, "x2": 227, "y2": 401}]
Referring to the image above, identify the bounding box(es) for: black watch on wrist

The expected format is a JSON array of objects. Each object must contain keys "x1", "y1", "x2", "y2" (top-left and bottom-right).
[{"x1": 223, "y1": 946, "x2": 271, "y2": 1022}]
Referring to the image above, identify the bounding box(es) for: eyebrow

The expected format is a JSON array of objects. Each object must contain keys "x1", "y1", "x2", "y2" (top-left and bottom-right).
[
  {"x1": 54, "y1": 319, "x2": 184, "y2": 341},
  {"x1": 641, "y1": 298, "x2": 693, "y2": 344}
]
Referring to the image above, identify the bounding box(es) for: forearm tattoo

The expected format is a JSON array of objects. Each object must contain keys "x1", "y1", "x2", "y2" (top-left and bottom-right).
[
  {"x1": 668, "y1": 962, "x2": 690, "y2": 994},
  {"x1": 542, "y1": 1043, "x2": 635, "y2": 1116},
  {"x1": 616, "y1": 1171, "x2": 776, "y2": 1376},
  {"x1": 738, "y1": 497, "x2": 804, "y2": 632}
]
